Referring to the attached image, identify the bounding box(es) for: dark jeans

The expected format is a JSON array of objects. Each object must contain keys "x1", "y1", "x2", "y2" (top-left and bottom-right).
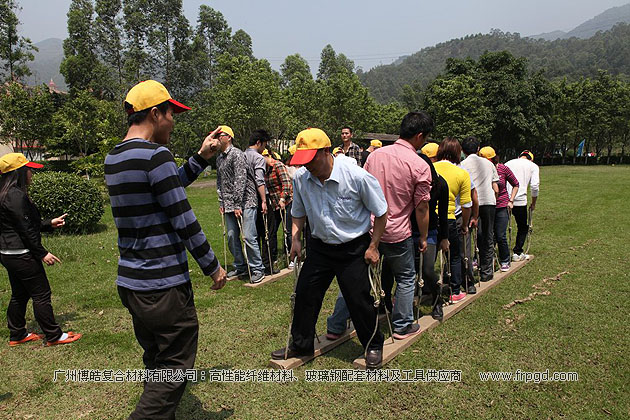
[
  {"x1": 118, "y1": 282, "x2": 198, "y2": 420},
  {"x1": 256, "y1": 199, "x2": 277, "y2": 271},
  {"x1": 447, "y1": 219, "x2": 463, "y2": 294},
  {"x1": 457, "y1": 216, "x2": 475, "y2": 288},
  {"x1": 494, "y1": 207, "x2": 510, "y2": 264},
  {"x1": 290, "y1": 234, "x2": 383, "y2": 352},
  {"x1": 1, "y1": 252, "x2": 62, "y2": 342},
  {"x1": 418, "y1": 243, "x2": 441, "y2": 305},
  {"x1": 477, "y1": 205, "x2": 496, "y2": 279},
  {"x1": 512, "y1": 205, "x2": 528, "y2": 255}
]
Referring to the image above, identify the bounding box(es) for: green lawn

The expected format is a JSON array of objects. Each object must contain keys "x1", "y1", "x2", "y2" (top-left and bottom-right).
[{"x1": 0, "y1": 165, "x2": 628, "y2": 420}]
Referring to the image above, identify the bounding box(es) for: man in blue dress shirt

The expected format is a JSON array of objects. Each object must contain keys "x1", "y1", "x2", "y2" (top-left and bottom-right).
[{"x1": 271, "y1": 128, "x2": 388, "y2": 368}]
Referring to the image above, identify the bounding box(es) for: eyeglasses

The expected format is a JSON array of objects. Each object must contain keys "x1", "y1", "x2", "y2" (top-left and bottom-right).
[{"x1": 218, "y1": 133, "x2": 229, "y2": 138}]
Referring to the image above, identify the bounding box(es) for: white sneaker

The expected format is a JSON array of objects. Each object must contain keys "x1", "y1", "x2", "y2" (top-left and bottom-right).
[
  {"x1": 521, "y1": 253, "x2": 530, "y2": 260},
  {"x1": 288, "y1": 261, "x2": 295, "y2": 270},
  {"x1": 512, "y1": 253, "x2": 521, "y2": 262}
]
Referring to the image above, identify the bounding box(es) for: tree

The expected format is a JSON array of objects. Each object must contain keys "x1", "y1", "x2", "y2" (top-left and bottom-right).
[
  {"x1": 0, "y1": 83, "x2": 54, "y2": 159},
  {"x1": 51, "y1": 90, "x2": 123, "y2": 159},
  {"x1": 424, "y1": 74, "x2": 493, "y2": 141},
  {"x1": 60, "y1": 0, "x2": 111, "y2": 96},
  {"x1": 94, "y1": 0, "x2": 125, "y2": 99},
  {"x1": 229, "y1": 29, "x2": 254, "y2": 59},
  {"x1": 0, "y1": 0, "x2": 37, "y2": 81},
  {"x1": 122, "y1": 0, "x2": 152, "y2": 83},
  {"x1": 195, "y1": 5, "x2": 231, "y2": 86}
]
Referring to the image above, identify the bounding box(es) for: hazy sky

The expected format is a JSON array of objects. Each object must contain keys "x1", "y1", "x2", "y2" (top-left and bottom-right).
[{"x1": 16, "y1": 0, "x2": 630, "y2": 71}]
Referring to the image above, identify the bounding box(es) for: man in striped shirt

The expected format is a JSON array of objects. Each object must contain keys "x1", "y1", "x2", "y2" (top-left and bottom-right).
[{"x1": 105, "y1": 80, "x2": 226, "y2": 420}]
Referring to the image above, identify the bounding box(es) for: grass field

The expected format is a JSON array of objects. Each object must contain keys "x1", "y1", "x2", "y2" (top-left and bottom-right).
[{"x1": 0, "y1": 165, "x2": 628, "y2": 420}]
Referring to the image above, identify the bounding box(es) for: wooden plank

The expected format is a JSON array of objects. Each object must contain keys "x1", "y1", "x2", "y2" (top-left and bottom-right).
[
  {"x1": 353, "y1": 256, "x2": 534, "y2": 369},
  {"x1": 269, "y1": 323, "x2": 358, "y2": 369},
  {"x1": 243, "y1": 268, "x2": 293, "y2": 288},
  {"x1": 269, "y1": 314, "x2": 388, "y2": 369}
]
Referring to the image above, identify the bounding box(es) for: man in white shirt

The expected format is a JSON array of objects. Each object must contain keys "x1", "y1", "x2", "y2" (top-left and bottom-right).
[
  {"x1": 460, "y1": 137, "x2": 499, "y2": 281},
  {"x1": 505, "y1": 150, "x2": 540, "y2": 261}
]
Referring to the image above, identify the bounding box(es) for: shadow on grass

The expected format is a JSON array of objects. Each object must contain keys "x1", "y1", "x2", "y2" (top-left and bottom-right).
[
  {"x1": 26, "y1": 311, "x2": 80, "y2": 335},
  {"x1": 178, "y1": 386, "x2": 234, "y2": 420},
  {"x1": 0, "y1": 392, "x2": 12, "y2": 402}
]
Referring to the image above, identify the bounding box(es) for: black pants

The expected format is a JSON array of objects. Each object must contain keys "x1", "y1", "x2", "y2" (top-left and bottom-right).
[
  {"x1": 457, "y1": 216, "x2": 475, "y2": 288},
  {"x1": 290, "y1": 234, "x2": 383, "y2": 352},
  {"x1": 477, "y1": 205, "x2": 496, "y2": 279},
  {"x1": 512, "y1": 205, "x2": 528, "y2": 255},
  {"x1": 256, "y1": 199, "x2": 277, "y2": 272},
  {"x1": 276, "y1": 204, "x2": 293, "y2": 263},
  {"x1": 1, "y1": 253, "x2": 62, "y2": 342},
  {"x1": 118, "y1": 282, "x2": 198, "y2": 420}
]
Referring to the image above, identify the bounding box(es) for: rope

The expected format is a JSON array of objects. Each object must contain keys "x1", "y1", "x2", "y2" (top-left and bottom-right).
[
  {"x1": 284, "y1": 256, "x2": 301, "y2": 359},
  {"x1": 414, "y1": 252, "x2": 424, "y2": 325},
  {"x1": 365, "y1": 256, "x2": 394, "y2": 359},
  {"x1": 279, "y1": 208, "x2": 291, "y2": 267},
  {"x1": 220, "y1": 212, "x2": 228, "y2": 269},
  {"x1": 462, "y1": 231, "x2": 470, "y2": 292},
  {"x1": 433, "y1": 249, "x2": 444, "y2": 311},
  {"x1": 444, "y1": 249, "x2": 453, "y2": 304},
  {"x1": 507, "y1": 207, "x2": 513, "y2": 261},
  {"x1": 262, "y1": 207, "x2": 273, "y2": 274},
  {"x1": 236, "y1": 216, "x2": 253, "y2": 281},
  {"x1": 526, "y1": 207, "x2": 534, "y2": 254}
]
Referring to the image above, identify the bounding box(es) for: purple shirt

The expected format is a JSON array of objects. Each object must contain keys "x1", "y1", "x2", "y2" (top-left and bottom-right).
[
  {"x1": 496, "y1": 163, "x2": 519, "y2": 208},
  {"x1": 364, "y1": 139, "x2": 431, "y2": 243}
]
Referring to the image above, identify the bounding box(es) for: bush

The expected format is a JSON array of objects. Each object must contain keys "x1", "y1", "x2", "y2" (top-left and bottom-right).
[{"x1": 29, "y1": 172, "x2": 105, "y2": 233}]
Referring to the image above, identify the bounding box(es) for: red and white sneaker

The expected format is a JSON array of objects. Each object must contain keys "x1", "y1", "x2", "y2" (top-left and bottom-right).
[
  {"x1": 9, "y1": 332, "x2": 42, "y2": 347},
  {"x1": 450, "y1": 292, "x2": 467, "y2": 303}
]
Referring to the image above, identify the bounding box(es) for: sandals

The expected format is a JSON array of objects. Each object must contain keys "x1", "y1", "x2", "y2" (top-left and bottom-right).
[
  {"x1": 46, "y1": 331, "x2": 82, "y2": 346},
  {"x1": 9, "y1": 332, "x2": 42, "y2": 347}
]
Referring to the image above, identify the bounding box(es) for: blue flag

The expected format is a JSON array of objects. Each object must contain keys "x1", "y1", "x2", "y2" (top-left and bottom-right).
[{"x1": 577, "y1": 139, "x2": 585, "y2": 157}]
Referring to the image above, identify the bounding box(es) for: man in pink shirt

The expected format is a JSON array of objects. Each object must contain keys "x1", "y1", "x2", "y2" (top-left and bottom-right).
[{"x1": 326, "y1": 112, "x2": 432, "y2": 339}]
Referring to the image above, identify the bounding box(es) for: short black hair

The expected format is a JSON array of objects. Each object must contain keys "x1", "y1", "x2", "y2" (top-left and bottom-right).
[
  {"x1": 399, "y1": 111, "x2": 434, "y2": 140},
  {"x1": 125, "y1": 100, "x2": 171, "y2": 127},
  {"x1": 249, "y1": 129, "x2": 271, "y2": 146},
  {"x1": 341, "y1": 126, "x2": 353, "y2": 133},
  {"x1": 461, "y1": 136, "x2": 480, "y2": 155}
]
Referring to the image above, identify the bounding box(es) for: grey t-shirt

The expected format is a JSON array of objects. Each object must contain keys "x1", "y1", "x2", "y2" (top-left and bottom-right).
[
  {"x1": 243, "y1": 148, "x2": 266, "y2": 209},
  {"x1": 461, "y1": 154, "x2": 499, "y2": 206}
]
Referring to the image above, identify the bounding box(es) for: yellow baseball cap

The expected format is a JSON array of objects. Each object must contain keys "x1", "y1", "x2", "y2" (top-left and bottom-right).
[
  {"x1": 290, "y1": 128, "x2": 331, "y2": 165},
  {"x1": 479, "y1": 146, "x2": 496, "y2": 159},
  {"x1": 520, "y1": 150, "x2": 534, "y2": 160},
  {"x1": 262, "y1": 149, "x2": 270, "y2": 156},
  {"x1": 288, "y1": 144, "x2": 297, "y2": 155},
  {"x1": 332, "y1": 147, "x2": 342, "y2": 155},
  {"x1": 370, "y1": 139, "x2": 382, "y2": 148},
  {"x1": 421, "y1": 142, "x2": 439, "y2": 158},
  {"x1": 0, "y1": 153, "x2": 43, "y2": 174},
  {"x1": 273, "y1": 152, "x2": 281, "y2": 160},
  {"x1": 217, "y1": 125, "x2": 234, "y2": 139},
  {"x1": 124, "y1": 80, "x2": 190, "y2": 114}
]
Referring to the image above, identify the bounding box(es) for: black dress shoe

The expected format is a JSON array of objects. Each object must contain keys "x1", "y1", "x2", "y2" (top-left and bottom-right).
[
  {"x1": 365, "y1": 348, "x2": 383, "y2": 369},
  {"x1": 271, "y1": 347, "x2": 313, "y2": 360},
  {"x1": 467, "y1": 284, "x2": 477, "y2": 294},
  {"x1": 480, "y1": 274, "x2": 493, "y2": 282},
  {"x1": 264, "y1": 267, "x2": 279, "y2": 275},
  {"x1": 431, "y1": 303, "x2": 443, "y2": 321}
]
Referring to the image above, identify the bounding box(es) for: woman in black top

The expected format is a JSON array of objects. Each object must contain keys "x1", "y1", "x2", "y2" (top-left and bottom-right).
[
  {"x1": 412, "y1": 151, "x2": 450, "y2": 321},
  {"x1": 0, "y1": 153, "x2": 81, "y2": 346}
]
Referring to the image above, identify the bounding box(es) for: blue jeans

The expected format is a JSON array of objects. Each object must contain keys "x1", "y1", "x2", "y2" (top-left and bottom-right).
[
  {"x1": 494, "y1": 207, "x2": 510, "y2": 264},
  {"x1": 224, "y1": 208, "x2": 265, "y2": 274},
  {"x1": 327, "y1": 291, "x2": 351, "y2": 335},
  {"x1": 379, "y1": 238, "x2": 417, "y2": 333}
]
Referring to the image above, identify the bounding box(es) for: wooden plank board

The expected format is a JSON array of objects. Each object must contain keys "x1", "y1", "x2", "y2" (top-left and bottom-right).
[
  {"x1": 269, "y1": 323, "x2": 358, "y2": 369},
  {"x1": 269, "y1": 314, "x2": 388, "y2": 369},
  {"x1": 243, "y1": 267, "x2": 293, "y2": 288},
  {"x1": 352, "y1": 256, "x2": 534, "y2": 369}
]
